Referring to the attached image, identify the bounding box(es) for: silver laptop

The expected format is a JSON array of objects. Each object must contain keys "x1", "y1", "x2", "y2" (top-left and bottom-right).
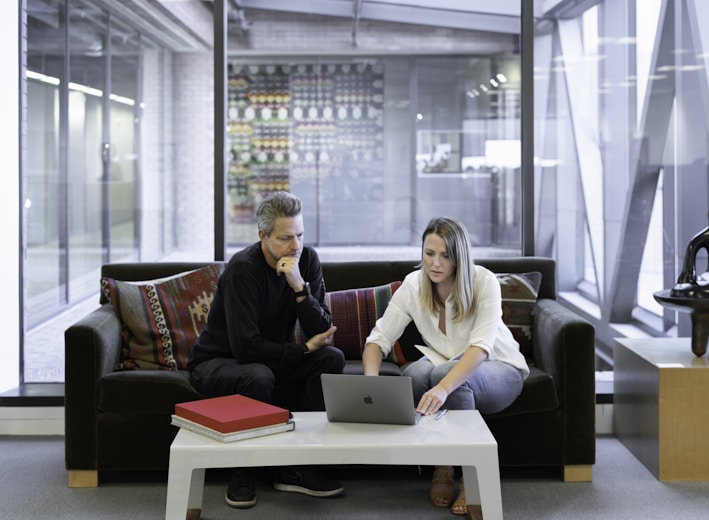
[{"x1": 321, "y1": 374, "x2": 421, "y2": 425}]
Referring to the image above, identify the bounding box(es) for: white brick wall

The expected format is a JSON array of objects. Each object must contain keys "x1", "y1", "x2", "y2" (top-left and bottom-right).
[{"x1": 173, "y1": 52, "x2": 215, "y2": 259}]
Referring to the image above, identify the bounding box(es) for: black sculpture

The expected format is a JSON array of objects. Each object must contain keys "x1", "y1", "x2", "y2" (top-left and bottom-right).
[{"x1": 654, "y1": 213, "x2": 709, "y2": 356}]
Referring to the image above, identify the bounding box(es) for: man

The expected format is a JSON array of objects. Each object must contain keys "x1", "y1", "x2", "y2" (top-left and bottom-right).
[{"x1": 188, "y1": 191, "x2": 345, "y2": 509}]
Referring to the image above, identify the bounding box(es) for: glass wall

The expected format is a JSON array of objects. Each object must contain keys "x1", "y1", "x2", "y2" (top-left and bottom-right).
[
  {"x1": 22, "y1": 2, "x2": 522, "y2": 383},
  {"x1": 224, "y1": 5, "x2": 522, "y2": 257},
  {"x1": 21, "y1": 0, "x2": 708, "y2": 385},
  {"x1": 415, "y1": 56, "x2": 521, "y2": 248},
  {"x1": 23, "y1": 0, "x2": 213, "y2": 382},
  {"x1": 225, "y1": 55, "x2": 521, "y2": 251},
  {"x1": 533, "y1": 0, "x2": 709, "y2": 365}
]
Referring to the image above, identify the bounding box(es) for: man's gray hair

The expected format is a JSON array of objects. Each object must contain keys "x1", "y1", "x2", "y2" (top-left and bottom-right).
[{"x1": 256, "y1": 191, "x2": 302, "y2": 235}]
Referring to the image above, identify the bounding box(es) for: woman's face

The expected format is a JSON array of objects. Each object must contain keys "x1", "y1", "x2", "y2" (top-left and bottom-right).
[{"x1": 422, "y1": 232, "x2": 455, "y2": 286}]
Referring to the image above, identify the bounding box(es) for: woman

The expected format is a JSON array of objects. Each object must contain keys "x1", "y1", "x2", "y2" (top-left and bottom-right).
[{"x1": 362, "y1": 217, "x2": 529, "y2": 515}]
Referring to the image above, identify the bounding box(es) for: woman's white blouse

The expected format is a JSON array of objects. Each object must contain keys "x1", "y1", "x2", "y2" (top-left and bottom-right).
[{"x1": 365, "y1": 266, "x2": 530, "y2": 378}]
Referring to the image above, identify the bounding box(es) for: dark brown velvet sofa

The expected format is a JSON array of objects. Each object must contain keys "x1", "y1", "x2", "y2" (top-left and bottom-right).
[{"x1": 64, "y1": 256, "x2": 595, "y2": 487}]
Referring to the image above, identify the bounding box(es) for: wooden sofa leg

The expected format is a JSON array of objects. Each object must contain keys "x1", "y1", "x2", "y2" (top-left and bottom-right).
[
  {"x1": 563, "y1": 465, "x2": 593, "y2": 482},
  {"x1": 68, "y1": 470, "x2": 99, "y2": 488}
]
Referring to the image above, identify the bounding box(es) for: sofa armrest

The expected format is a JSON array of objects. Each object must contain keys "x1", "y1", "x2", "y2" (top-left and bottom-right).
[
  {"x1": 64, "y1": 304, "x2": 123, "y2": 470},
  {"x1": 533, "y1": 298, "x2": 596, "y2": 464}
]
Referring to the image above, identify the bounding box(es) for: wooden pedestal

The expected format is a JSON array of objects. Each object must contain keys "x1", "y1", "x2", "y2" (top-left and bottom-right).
[{"x1": 613, "y1": 338, "x2": 709, "y2": 481}]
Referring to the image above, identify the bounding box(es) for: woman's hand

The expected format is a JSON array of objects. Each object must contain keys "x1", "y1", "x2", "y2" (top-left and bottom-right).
[
  {"x1": 417, "y1": 384, "x2": 449, "y2": 415},
  {"x1": 417, "y1": 346, "x2": 488, "y2": 414}
]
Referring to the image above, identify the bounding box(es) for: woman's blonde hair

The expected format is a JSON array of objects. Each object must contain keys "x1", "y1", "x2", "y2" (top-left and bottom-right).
[{"x1": 418, "y1": 217, "x2": 475, "y2": 321}]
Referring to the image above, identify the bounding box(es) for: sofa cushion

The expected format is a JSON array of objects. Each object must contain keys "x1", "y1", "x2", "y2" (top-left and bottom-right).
[
  {"x1": 295, "y1": 281, "x2": 408, "y2": 364},
  {"x1": 101, "y1": 264, "x2": 225, "y2": 370},
  {"x1": 98, "y1": 370, "x2": 204, "y2": 414},
  {"x1": 497, "y1": 272, "x2": 542, "y2": 362},
  {"x1": 485, "y1": 366, "x2": 559, "y2": 418}
]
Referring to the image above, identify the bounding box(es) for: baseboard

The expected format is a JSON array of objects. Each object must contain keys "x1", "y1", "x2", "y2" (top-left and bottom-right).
[
  {"x1": 0, "y1": 404, "x2": 613, "y2": 437},
  {"x1": 596, "y1": 404, "x2": 613, "y2": 435},
  {"x1": 0, "y1": 406, "x2": 64, "y2": 435}
]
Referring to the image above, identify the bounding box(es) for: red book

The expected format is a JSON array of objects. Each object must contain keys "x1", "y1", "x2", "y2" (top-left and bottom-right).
[{"x1": 175, "y1": 394, "x2": 289, "y2": 434}]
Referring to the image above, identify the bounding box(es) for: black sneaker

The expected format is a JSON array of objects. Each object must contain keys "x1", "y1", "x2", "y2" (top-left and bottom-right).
[
  {"x1": 273, "y1": 466, "x2": 344, "y2": 497},
  {"x1": 225, "y1": 468, "x2": 257, "y2": 508}
]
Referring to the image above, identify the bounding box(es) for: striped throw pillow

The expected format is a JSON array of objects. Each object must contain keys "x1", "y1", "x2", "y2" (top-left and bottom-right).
[
  {"x1": 101, "y1": 265, "x2": 225, "y2": 370},
  {"x1": 294, "y1": 281, "x2": 405, "y2": 364},
  {"x1": 497, "y1": 272, "x2": 542, "y2": 362}
]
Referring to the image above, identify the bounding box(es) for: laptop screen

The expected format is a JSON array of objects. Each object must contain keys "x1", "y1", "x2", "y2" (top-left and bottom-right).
[{"x1": 321, "y1": 374, "x2": 420, "y2": 425}]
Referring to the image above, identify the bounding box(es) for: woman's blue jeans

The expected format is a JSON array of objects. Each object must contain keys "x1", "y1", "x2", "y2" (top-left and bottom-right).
[{"x1": 403, "y1": 357, "x2": 524, "y2": 415}]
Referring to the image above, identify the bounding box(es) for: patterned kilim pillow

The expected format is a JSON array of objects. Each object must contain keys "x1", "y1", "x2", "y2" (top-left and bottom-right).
[
  {"x1": 294, "y1": 281, "x2": 407, "y2": 364},
  {"x1": 496, "y1": 272, "x2": 542, "y2": 363},
  {"x1": 101, "y1": 264, "x2": 225, "y2": 370}
]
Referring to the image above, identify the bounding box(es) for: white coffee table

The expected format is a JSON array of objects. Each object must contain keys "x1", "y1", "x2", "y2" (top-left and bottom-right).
[{"x1": 165, "y1": 410, "x2": 502, "y2": 519}]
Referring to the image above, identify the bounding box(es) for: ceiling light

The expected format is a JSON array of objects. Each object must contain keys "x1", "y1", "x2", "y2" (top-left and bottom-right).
[
  {"x1": 110, "y1": 94, "x2": 135, "y2": 106},
  {"x1": 69, "y1": 82, "x2": 103, "y2": 98},
  {"x1": 26, "y1": 70, "x2": 60, "y2": 85},
  {"x1": 30, "y1": 71, "x2": 136, "y2": 106}
]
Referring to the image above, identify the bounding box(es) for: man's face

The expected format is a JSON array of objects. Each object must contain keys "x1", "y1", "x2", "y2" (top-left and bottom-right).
[{"x1": 260, "y1": 215, "x2": 305, "y2": 268}]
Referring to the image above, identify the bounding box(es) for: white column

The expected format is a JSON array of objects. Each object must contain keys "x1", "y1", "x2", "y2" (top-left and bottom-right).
[{"x1": 0, "y1": 3, "x2": 21, "y2": 392}]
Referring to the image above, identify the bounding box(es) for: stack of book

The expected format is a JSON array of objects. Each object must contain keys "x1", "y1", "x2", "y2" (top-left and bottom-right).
[{"x1": 172, "y1": 394, "x2": 294, "y2": 442}]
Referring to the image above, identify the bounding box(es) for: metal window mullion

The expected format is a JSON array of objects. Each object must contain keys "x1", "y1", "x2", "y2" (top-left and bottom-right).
[
  {"x1": 58, "y1": 0, "x2": 70, "y2": 302},
  {"x1": 134, "y1": 33, "x2": 143, "y2": 260},
  {"x1": 101, "y1": 14, "x2": 112, "y2": 265},
  {"x1": 214, "y1": 0, "x2": 227, "y2": 261},
  {"x1": 521, "y1": 0, "x2": 535, "y2": 256}
]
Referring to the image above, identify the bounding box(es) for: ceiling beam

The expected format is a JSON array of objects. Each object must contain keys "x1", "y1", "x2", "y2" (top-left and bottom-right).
[
  {"x1": 87, "y1": 0, "x2": 212, "y2": 51},
  {"x1": 237, "y1": 0, "x2": 521, "y2": 33},
  {"x1": 352, "y1": 0, "x2": 362, "y2": 47}
]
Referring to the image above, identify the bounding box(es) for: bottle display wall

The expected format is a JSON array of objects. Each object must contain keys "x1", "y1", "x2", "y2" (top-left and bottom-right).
[
  {"x1": 227, "y1": 64, "x2": 291, "y2": 225},
  {"x1": 227, "y1": 62, "x2": 385, "y2": 244}
]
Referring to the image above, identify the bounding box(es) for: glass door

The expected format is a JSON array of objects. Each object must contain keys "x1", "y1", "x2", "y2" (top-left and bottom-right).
[
  {"x1": 106, "y1": 18, "x2": 140, "y2": 266},
  {"x1": 66, "y1": 2, "x2": 108, "y2": 301},
  {"x1": 24, "y1": 0, "x2": 142, "y2": 381}
]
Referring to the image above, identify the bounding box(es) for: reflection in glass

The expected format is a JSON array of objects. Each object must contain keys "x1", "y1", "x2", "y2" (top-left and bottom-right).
[
  {"x1": 225, "y1": 55, "x2": 522, "y2": 251},
  {"x1": 23, "y1": 0, "x2": 180, "y2": 382}
]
